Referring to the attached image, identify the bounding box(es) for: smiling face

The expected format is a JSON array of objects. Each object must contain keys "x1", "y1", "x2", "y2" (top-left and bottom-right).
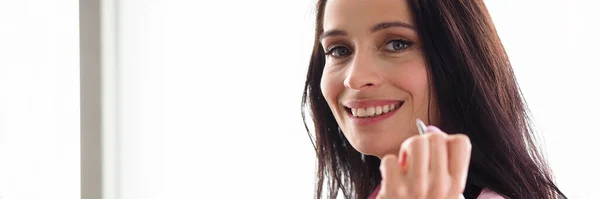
[{"x1": 319, "y1": 0, "x2": 438, "y2": 158}]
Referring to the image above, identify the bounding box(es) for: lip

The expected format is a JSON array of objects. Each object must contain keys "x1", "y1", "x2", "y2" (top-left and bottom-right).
[{"x1": 343, "y1": 100, "x2": 404, "y2": 126}]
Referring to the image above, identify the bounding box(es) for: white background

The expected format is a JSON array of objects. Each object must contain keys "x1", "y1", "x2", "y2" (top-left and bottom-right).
[
  {"x1": 0, "y1": 0, "x2": 80, "y2": 199},
  {"x1": 1, "y1": 0, "x2": 599, "y2": 198}
]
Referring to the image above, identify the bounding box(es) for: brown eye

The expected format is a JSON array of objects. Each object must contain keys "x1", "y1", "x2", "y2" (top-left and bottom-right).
[
  {"x1": 384, "y1": 39, "x2": 411, "y2": 51},
  {"x1": 325, "y1": 46, "x2": 352, "y2": 58}
]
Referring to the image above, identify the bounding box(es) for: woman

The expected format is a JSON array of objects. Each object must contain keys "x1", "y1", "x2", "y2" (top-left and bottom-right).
[{"x1": 301, "y1": 0, "x2": 567, "y2": 198}]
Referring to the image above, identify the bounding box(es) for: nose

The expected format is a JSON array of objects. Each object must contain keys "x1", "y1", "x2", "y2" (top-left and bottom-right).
[{"x1": 343, "y1": 51, "x2": 383, "y2": 91}]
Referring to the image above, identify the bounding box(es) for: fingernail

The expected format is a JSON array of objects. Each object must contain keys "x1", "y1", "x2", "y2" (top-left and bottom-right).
[
  {"x1": 399, "y1": 151, "x2": 407, "y2": 169},
  {"x1": 427, "y1": 125, "x2": 442, "y2": 133}
]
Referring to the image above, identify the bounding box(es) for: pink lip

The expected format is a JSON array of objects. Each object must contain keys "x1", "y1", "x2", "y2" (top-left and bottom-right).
[
  {"x1": 343, "y1": 101, "x2": 404, "y2": 126},
  {"x1": 343, "y1": 99, "x2": 403, "y2": 108}
]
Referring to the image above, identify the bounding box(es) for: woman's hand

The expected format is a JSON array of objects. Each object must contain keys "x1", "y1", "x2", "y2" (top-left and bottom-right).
[{"x1": 376, "y1": 126, "x2": 472, "y2": 199}]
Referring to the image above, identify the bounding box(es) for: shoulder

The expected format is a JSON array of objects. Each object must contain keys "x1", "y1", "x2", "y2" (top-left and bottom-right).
[{"x1": 476, "y1": 188, "x2": 506, "y2": 199}]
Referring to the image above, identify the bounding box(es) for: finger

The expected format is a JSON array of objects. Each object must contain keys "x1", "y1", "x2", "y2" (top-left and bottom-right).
[
  {"x1": 426, "y1": 127, "x2": 448, "y2": 175},
  {"x1": 379, "y1": 154, "x2": 402, "y2": 197},
  {"x1": 425, "y1": 129, "x2": 450, "y2": 197},
  {"x1": 401, "y1": 135, "x2": 429, "y2": 194},
  {"x1": 447, "y1": 134, "x2": 472, "y2": 192}
]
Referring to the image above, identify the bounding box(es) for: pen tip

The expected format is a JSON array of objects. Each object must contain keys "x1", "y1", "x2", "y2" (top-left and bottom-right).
[{"x1": 416, "y1": 119, "x2": 427, "y2": 135}]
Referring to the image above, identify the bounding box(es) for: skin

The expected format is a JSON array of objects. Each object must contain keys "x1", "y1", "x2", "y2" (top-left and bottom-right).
[{"x1": 319, "y1": 0, "x2": 472, "y2": 198}]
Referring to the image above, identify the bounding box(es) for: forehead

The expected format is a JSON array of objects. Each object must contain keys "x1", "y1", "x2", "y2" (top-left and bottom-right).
[{"x1": 322, "y1": 0, "x2": 414, "y2": 32}]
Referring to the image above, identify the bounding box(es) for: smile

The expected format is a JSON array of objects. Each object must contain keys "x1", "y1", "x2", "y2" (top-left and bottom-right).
[
  {"x1": 344, "y1": 101, "x2": 404, "y2": 125},
  {"x1": 349, "y1": 102, "x2": 402, "y2": 117}
]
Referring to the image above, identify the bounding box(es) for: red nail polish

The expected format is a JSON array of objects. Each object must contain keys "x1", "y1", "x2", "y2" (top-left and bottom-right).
[{"x1": 400, "y1": 151, "x2": 407, "y2": 169}]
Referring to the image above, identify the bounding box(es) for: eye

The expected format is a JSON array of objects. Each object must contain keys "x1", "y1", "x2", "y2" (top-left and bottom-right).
[
  {"x1": 325, "y1": 46, "x2": 352, "y2": 58},
  {"x1": 384, "y1": 39, "x2": 411, "y2": 51}
]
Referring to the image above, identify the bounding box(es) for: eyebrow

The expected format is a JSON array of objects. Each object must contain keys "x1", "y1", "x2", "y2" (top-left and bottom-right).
[{"x1": 320, "y1": 21, "x2": 415, "y2": 40}]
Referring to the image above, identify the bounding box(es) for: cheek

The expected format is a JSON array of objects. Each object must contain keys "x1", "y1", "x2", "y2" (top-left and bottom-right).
[
  {"x1": 387, "y1": 60, "x2": 430, "y2": 104},
  {"x1": 320, "y1": 70, "x2": 343, "y2": 107},
  {"x1": 401, "y1": 70, "x2": 428, "y2": 95}
]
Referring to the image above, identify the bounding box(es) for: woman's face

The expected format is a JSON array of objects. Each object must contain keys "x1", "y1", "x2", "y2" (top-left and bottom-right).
[{"x1": 320, "y1": 0, "x2": 437, "y2": 158}]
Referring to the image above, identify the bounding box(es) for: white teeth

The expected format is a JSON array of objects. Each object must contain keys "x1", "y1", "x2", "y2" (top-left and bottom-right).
[
  {"x1": 350, "y1": 103, "x2": 401, "y2": 118},
  {"x1": 366, "y1": 107, "x2": 375, "y2": 116},
  {"x1": 357, "y1": 108, "x2": 366, "y2": 117}
]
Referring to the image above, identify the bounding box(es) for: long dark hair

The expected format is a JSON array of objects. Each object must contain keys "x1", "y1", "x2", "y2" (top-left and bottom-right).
[{"x1": 301, "y1": 0, "x2": 566, "y2": 199}]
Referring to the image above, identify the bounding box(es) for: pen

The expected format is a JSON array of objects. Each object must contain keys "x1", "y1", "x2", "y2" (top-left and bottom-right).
[{"x1": 416, "y1": 118, "x2": 427, "y2": 135}]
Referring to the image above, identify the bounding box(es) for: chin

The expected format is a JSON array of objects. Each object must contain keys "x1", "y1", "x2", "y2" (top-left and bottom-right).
[
  {"x1": 348, "y1": 136, "x2": 397, "y2": 158},
  {"x1": 344, "y1": 129, "x2": 407, "y2": 159}
]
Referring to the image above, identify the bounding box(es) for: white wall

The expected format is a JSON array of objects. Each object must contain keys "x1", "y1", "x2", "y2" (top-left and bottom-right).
[
  {"x1": 113, "y1": 0, "x2": 317, "y2": 198},
  {"x1": 0, "y1": 0, "x2": 80, "y2": 198},
  {"x1": 486, "y1": 1, "x2": 600, "y2": 198}
]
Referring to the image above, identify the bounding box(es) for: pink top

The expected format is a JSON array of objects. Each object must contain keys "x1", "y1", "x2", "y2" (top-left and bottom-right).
[
  {"x1": 477, "y1": 188, "x2": 506, "y2": 199},
  {"x1": 367, "y1": 184, "x2": 505, "y2": 199}
]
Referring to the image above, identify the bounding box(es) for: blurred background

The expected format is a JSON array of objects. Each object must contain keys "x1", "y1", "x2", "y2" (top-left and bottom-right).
[{"x1": 0, "y1": 0, "x2": 598, "y2": 198}]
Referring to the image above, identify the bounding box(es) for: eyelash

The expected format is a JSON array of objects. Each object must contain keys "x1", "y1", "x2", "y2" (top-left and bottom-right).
[
  {"x1": 324, "y1": 45, "x2": 352, "y2": 57},
  {"x1": 324, "y1": 39, "x2": 413, "y2": 58},
  {"x1": 383, "y1": 39, "x2": 413, "y2": 52}
]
